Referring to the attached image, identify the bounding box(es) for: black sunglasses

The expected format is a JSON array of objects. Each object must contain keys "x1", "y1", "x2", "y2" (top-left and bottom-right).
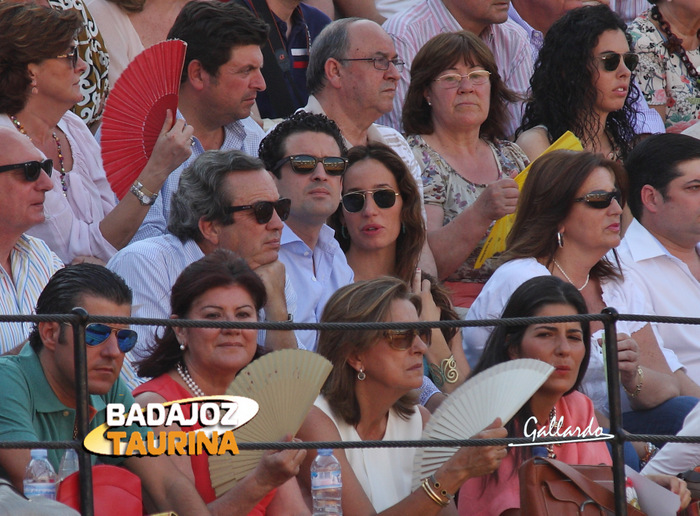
[
  {"x1": 225, "y1": 198, "x2": 291, "y2": 224},
  {"x1": 0, "y1": 159, "x2": 53, "y2": 181},
  {"x1": 85, "y1": 323, "x2": 138, "y2": 353},
  {"x1": 383, "y1": 329, "x2": 432, "y2": 350},
  {"x1": 573, "y1": 189, "x2": 622, "y2": 209},
  {"x1": 342, "y1": 188, "x2": 399, "y2": 213},
  {"x1": 598, "y1": 52, "x2": 638, "y2": 73},
  {"x1": 273, "y1": 155, "x2": 348, "y2": 176}
]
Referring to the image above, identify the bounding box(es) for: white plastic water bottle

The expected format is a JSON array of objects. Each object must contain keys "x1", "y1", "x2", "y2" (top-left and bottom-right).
[
  {"x1": 23, "y1": 449, "x2": 57, "y2": 500},
  {"x1": 311, "y1": 448, "x2": 342, "y2": 515},
  {"x1": 58, "y1": 448, "x2": 79, "y2": 483}
]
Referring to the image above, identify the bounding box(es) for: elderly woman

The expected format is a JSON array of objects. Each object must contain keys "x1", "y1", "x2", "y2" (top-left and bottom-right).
[
  {"x1": 134, "y1": 250, "x2": 308, "y2": 515},
  {"x1": 0, "y1": 2, "x2": 193, "y2": 265},
  {"x1": 298, "y1": 277, "x2": 507, "y2": 514},
  {"x1": 403, "y1": 31, "x2": 529, "y2": 308},
  {"x1": 328, "y1": 143, "x2": 469, "y2": 394},
  {"x1": 460, "y1": 275, "x2": 690, "y2": 515},
  {"x1": 464, "y1": 150, "x2": 700, "y2": 439},
  {"x1": 627, "y1": 0, "x2": 700, "y2": 134},
  {"x1": 517, "y1": 5, "x2": 639, "y2": 161}
]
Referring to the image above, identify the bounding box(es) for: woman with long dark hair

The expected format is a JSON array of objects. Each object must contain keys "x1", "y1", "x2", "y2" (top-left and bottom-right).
[{"x1": 516, "y1": 5, "x2": 639, "y2": 161}]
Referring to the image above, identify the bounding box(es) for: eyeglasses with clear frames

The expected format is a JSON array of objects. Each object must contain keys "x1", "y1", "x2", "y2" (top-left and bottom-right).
[
  {"x1": 55, "y1": 45, "x2": 79, "y2": 69},
  {"x1": 434, "y1": 70, "x2": 491, "y2": 89},
  {"x1": 338, "y1": 56, "x2": 405, "y2": 72}
]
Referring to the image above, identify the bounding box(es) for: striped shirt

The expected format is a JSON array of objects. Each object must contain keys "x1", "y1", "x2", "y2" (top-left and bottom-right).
[
  {"x1": 132, "y1": 116, "x2": 265, "y2": 243},
  {"x1": 610, "y1": 0, "x2": 649, "y2": 23},
  {"x1": 380, "y1": 0, "x2": 533, "y2": 137},
  {"x1": 0, "y1": 235, "x2": 63, "y2": 353}
]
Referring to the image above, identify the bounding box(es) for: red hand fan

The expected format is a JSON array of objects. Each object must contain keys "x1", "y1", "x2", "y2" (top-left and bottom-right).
[{"x1": 101, "y1": 39, "x2": 187, "y2": 199}]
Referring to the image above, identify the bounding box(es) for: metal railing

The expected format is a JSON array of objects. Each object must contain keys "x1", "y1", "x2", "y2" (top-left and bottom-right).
[{"x1": 2, "y1": 308, "x2": 700, "y2": 515}]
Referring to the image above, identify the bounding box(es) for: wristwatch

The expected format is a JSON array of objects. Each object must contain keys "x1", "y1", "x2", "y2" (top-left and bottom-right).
[{"x1": 130, "y1": 180, "x2": 159, "y2": 206}]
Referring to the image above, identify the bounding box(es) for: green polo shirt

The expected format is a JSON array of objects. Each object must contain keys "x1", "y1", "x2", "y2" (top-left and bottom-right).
[{"x1": 0, "y1": 344, "x2": 148, "y2": 473}]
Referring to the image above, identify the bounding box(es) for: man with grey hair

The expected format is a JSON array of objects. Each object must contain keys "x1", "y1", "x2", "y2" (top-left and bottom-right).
[
  {"x1": 303, "y1": 17, "x2": 436, "y2": 274},
  {"x1": 108, "y1": 150, "x2": 296, "y2": 387}
]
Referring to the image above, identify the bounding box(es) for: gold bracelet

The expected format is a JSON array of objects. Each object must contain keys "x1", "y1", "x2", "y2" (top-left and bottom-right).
[
  {"x1": 420, "y1": 477, "x2": 449, "y2": 507},
  {"x1": 428, "y1": 355, "x2": 459, "y2": 388},
  {"x1": 623, "y1": 365, "x2": 644, "y2": 398},
  {"x1": 429, "y1": 474, "x2": 454, "y2": 501}
]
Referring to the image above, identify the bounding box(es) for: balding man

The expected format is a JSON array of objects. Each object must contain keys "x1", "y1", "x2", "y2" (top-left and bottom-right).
[{"x1": 0, "y1": 128, "x2": 63, "y2": 353}]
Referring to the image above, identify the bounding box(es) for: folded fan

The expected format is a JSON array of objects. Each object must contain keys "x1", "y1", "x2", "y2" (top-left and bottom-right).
[
  {"x1": 412, "y1": 359, "x2": 554, "y2": 489},
  {"x1": 101, "y1": 39, "x2": 187, "y2": 199},
  {"x1": 474, "y1": 131, "x2": 583, "y2": 268},
  {"x1": 209, "y1": 349, "x2": 332, "y2": 497}
]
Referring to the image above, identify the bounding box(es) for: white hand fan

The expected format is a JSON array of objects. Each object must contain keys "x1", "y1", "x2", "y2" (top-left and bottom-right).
[
  {"x1": 411, "y1": 358, "x2": 553, "y2": 489},
  {"x1": 209, "y1": 349, "x2": 332, "y2": 496},
  {"x1": 101, "y1": 39, "x2": 187, "y2": 199}
]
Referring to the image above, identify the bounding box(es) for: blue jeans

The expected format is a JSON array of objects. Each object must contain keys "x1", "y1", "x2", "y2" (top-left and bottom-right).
[{"x1": 622, "y1": 396, "x2": 699, "y2": 437}]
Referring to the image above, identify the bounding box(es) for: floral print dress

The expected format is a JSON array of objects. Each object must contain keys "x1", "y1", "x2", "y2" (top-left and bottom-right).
[
  {"x1": 408, "y1": 134, "x2": 529, "y2": 284},
  {"x1": 628, "y1": 10, "x2": 700, "y2": 134}
]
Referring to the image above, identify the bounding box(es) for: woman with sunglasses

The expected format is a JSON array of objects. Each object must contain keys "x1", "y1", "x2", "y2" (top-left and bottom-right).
[
  {"x1": 516, "y1": 5, "x2": 639, "y2": 162},
  {"x1": 0, "y1": 2, "x2": 193, "y2": 266},
  {"x1": 328, "y1": 143, "x2": 470, "y2": 394},
  {"x1": 464, "y1": 150, "x2": 699, "y2": 446},
  {"x1": 297, "y1": 277, "x2": 508, "y2": 514},
  {"x1": 628, "y1": 0, "x2": 700, "y2": 134},
  {"x1": 402, "y1": 31, "x2": 529, "y2": 308},
  {"x1": 134, "y1": 249, "x2": 309, "y2": 515}
]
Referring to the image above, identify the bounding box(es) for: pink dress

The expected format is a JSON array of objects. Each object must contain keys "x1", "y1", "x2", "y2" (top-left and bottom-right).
[{"x1": 457, "y1": 391, "x2": 611, "y2": 516}]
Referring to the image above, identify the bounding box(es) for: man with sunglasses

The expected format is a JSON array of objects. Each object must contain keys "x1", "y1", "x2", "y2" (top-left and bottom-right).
[
  {"x1": 0, "y1": 264, "x2": 211, "y2": 514},
  {"x1": 132, "y1": 2, "x2": 268, "y2": 242},
  {"x1": 109, "y1": 150, "x2": 298, "y2": 387},
  {"x1": 259, "y1": 112, "x2": 354, "y2": 351},
  {"x1": 303, "y1": 18, "x2": 437, "y2": 275},
  {"x1": 619, "y1": 133, "x2": 700, "y2": 387},
  {"x1": 0, "y1": 128, "x2": 63, "y2": 354}
]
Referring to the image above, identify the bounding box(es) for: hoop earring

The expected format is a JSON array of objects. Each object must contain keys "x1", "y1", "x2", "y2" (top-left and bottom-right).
[
  {"x1": 341, "y1": 225, "x2": 348, "y2": 239},
  {"x1": 557, "y1": 232, "x2": 564, "y2": 248},
  {"x1": 357, "y1": 367, "x2": 366, "y2": 381},
  {"x1": 31, "y1": 79, "x2": 38, "y2": 95}
]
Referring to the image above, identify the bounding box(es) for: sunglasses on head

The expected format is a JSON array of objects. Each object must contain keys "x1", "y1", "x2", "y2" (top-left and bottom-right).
[
  {"x1": 273, "y1": 155, "x2": 348, "y2": 176},
  {"x1": 383, "y1": 328, "x2": 432, "y2": 350},
  {"x1": 84, "y1": 323, "x2": 138, "y2": 353},
  {"x1": 225, "y1": 197, "x2": 291, "y2": 224},
  {"x1": 0, "y1": 159, "x2": 53, "y2": 181},
  {"x1": 573, "y1": 189, "x2": 622, "y2": 209},
  {"x1": 342, "y1": 188, "x2": 399, "y2": 213},
  {"x1": 598, "y1": 51, "x2": 638, "y2": 73}
]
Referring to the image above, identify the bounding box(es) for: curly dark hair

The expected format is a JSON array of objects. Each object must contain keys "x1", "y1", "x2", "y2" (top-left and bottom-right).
[
  {"x1": 168, "y1": 1, "x2": 268, "y2": 84},
  {"x1": 328, "y1": 143, "x2": 425, "y2": 284},
  {"x1": 0, "y1": 3, "x2": 83, "y2": 115},
  {"x1": 502, "y1": 150, "x2": 626, "y2": 281},
  {"x1": 402, "y1": 31, "x2": 518, "y2": 141},
  {"x1": 258, "y1": 111, "x2": 348, "y2": 177},
  {"x1": 136, "y1": 249, "x2": 267, "y2": 378},
  {"x1": 517, "y1": 5, "x2": 639, "y2": 159}
]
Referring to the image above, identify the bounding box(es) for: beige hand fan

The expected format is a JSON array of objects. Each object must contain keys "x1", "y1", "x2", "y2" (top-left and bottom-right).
[
  {"x1": 411, "y1": 358, "x2": 553, "y2": 489},
  {"x1": 209, "y1": 349, "x2": 332, "y2": 496},
  {"x1": 474, "y1": 131, "x2": 583, "y2": 268},
  {"x1": 101, "y1": 39, "x2": 187, "y2": 199}
]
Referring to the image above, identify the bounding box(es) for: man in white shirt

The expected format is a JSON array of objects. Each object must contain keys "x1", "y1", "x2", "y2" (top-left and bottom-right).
[
  {"x1": 619, "y1": 133, "x2": 700, "y2": 386},
  {"x1": 303, "y1": 17, "x2": 436, "y2": 275}
]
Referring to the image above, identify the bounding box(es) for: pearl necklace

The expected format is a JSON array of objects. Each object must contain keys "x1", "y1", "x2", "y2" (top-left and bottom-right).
[
  {"x1": 176, "y1": 362, "x2": 206, "y2": 397},
  {"x1": 553, "y1": 259, "x2": 590, "y2": 291},
  {"x1": 10, "y1": 115, "x2": 68, "y2": 196}
]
